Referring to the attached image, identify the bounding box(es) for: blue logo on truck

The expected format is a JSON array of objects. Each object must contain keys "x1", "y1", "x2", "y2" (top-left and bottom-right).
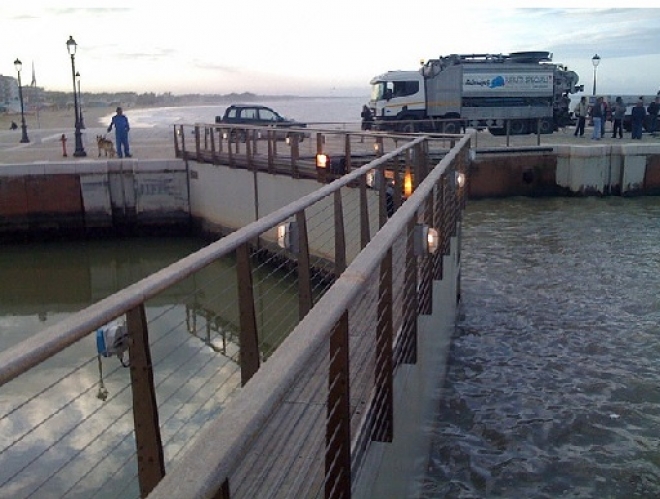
[{"x1": 489, "y1": 75, "x2": 505, "y2": 88}]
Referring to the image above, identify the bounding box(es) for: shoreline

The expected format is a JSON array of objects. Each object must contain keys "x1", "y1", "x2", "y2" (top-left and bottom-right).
[{"x1": 0, "y1": 106, "x2": 111, "y2": 132}]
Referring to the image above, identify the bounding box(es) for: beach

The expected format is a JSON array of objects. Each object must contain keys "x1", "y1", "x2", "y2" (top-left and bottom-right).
[{"x1": 0, "y1": 106, "x2": 175, "y2": 164}]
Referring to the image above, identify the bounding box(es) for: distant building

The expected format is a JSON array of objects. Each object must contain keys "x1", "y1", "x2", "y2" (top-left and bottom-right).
[{"x1": 0, "y1": 75, "x2": 20, "y2": 113}]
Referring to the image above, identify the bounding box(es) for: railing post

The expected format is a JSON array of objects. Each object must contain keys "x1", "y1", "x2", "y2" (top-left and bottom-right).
[
  {"x1": 334, "y1": 190, "x2": 347, "y2": 276},
  {"x1": 246, "y1": 130, "x2": 253, "y2": 171},
  {"x1": 227, "y1": 129, "x2": 235, "y2": 168},
  {"x1": 267, "y1": 130, "x2": 275, "y2": 174},
  {"x1": 419, "y1": 196, "x2": 434, "y2": 315},
  {"x1": 378, "y1": 164, "x2": 388, "y2": 228},
  {"x1": 401, "y1": 218, "x2": 418, "y2": 364},
  {"x1": 236, "y1": 243, "x2": 260, "y2": 385},
  {"x1": 173, "y1": 125, "x2": 180, "y2": 158},
  {"x1": 392, "y1": 153, "x2": 402, "y2": 212},
  {"x1": 442, "y1": 173, "x2": 452, "y2": 256},
  {"x1": 432, "y1": 175, "x2": 444, "y2": 281},
  {"x1": 326, "y1": 310, "x2": 351, "y2": 499},
  {"x1": 296, "y1": 210, "x2": 313, "y2": 320},
  {"x1": 194, "y1": 125, "x2": 201, "y2": 162},
  {"x1": 359, "y1": 174, "x2": 370, "y2": 249},
  {"x1": 126, "y1": 304, "x2": 165, "y2": 498},
  {"x1": 290, "y1": 134, "x2": 300, "y2": 178},
  {"x1": 374, "y1": 248, "x2": 393, "y2": 442},
  {"x1": 344, "y1": 133, "x2": 352, "y2": 173},
  {"x1": 210, "y1": 126, "x2": 218, "y2": 165}
]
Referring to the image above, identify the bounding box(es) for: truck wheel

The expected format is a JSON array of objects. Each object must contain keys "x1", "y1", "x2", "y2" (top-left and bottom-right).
[
  {"x1": 537, "y1": 118, "x2": 553, "y2": 134},
  {"x1": 509, "y1": 120, "x2": 527, "y2": 135},
  {"x1": 400, "y1": 121, "x2": 418, "y2": 133},
  {"x1": 488, "y1": 127, "x2": 506, "y2": 136},
  {"x1": 443, "y1": 120, "x2": 461, "y2": 134}
]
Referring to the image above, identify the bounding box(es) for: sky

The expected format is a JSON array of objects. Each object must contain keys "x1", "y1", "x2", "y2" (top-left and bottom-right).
[{"x1": 2, "y1": 3, "x2": 660, "y2": 98}]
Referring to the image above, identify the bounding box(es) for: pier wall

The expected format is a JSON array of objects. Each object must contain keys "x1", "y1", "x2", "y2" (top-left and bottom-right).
[
  {"x1": 469, "y1": 143, "x2": 660, "y2": 198},
  {"x1": 4, "y1": 143, "x2": 660, "y2": 239},
  {"x1": 0, "y1": 159, "x2": 189, "y2": 237}
]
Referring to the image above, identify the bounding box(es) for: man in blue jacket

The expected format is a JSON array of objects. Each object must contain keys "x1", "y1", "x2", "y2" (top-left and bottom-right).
[{"x1": 107, "y1": 107, "x2": 131, "y2": 157}]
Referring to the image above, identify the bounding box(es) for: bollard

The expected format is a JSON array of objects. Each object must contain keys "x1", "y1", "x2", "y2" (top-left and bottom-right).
[{"x1": 60, "y1": 134, "x2": 68, "y2": 157}]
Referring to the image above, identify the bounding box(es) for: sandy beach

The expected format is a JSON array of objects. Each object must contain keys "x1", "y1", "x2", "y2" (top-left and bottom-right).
[
  {"x1": 0, "y1": 106, "x2": 176, "y2": 164},
  {"x1": 0, "y1": 106, "x2": 110, "y2": 131}
]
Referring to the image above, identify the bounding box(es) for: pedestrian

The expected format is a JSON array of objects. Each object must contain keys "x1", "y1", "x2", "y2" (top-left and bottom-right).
[
  {"x1": 573, "y1": 96, "x2": 587, "y2": 137},
  {"x1": 9, "y1": 121, "x2": 18, "y2": 130},
  {"x1": 631, "y1": 97, "x2": 646, "y2": 140},
  {"x1": 107, "y1": 106, "x2": 131, "y2": 158},
  {"x1": 590, "y1": 96, "x2": 604, "y2": 140},
  {"x1": 601, "y1": 99, "x2": 609, "y2": 137},
  {"x1": 647, "y1": 95, "x2": 659, "y2": 137},
  {"x1": 611, "y1": 96, "x2": 625, "y2": 139},
  {"x1": 361, "y1": 105, "x2": 373, "y2": 131}
]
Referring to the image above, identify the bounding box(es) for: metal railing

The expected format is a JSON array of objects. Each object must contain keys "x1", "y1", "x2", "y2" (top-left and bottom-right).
[{"x1": 0, "y1": 128, "x2": 472, "y2": 498}]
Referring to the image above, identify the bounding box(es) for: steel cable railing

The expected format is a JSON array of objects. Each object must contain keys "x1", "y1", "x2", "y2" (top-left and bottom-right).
[{"x1": 0, "y1": 129, "x2": 470, "y2": 498}]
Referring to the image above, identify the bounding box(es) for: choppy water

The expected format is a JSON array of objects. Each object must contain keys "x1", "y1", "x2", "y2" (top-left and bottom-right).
[{"x1": 421, "y1": 197, "x2": 660, "y2": 498}]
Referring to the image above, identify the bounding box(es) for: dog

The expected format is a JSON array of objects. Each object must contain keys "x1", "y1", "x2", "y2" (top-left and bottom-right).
[{"x1": 96, "y1": 135, "x2": 116, "y2": 158}]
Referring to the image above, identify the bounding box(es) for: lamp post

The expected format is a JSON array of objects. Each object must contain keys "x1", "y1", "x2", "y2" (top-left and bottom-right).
[
  {"x1": 66, "y1": 35, "x2": 86, "y2": 157},
  {"x1": 591, "y1": 54, "x2": 601, "y2": 96},
  {"x1": 75, "y1": 71, "x2": 85, "y2": 129},
  {"x1": 13, "y1": 58, "x2": 30, "y2": 143}
]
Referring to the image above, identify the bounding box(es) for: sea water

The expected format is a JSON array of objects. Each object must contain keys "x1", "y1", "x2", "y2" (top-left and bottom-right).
[
  {"x1": 100, "y1": 95, "x2": 368, "y2": 129},
  {"x1": 420, "y1": 196, "x2": 660, "y2": 498}
]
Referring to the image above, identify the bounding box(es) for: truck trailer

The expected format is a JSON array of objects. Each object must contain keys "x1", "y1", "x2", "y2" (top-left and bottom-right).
[{"x1": 369, "y1": 51, "x2": 582, "y2": 135}]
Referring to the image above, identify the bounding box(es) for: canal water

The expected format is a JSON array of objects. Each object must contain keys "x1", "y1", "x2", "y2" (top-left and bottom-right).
[
  {"x1": 4, "y1": 197, "x2": 660, "y2": 497},
  {"x1": 421, "y1": 196, "x2": 660, "y2": 498},
  {"x1": 0, "y1": 236, "x2": 303, "y2": 498}
]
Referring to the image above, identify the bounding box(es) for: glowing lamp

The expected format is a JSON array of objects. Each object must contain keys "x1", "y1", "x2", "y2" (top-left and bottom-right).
[
  {"x1": 404, "y1": 170, "x2": 413, "y2": 198},
  {"x1": 316, "y1": 153, "x2": 330, "y2": 168},
  {"x1": 414, "y1": 224, "x2": 440, "y2": 256},
  {"x1": 277, "y1": 221, "x2": 299, "y2": 253}
]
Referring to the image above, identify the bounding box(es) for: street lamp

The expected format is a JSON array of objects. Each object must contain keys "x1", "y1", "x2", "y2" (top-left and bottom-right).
[
  {"x1": 591, "y1": 54, "x2": 601, "y2": 96},
  {"x1": 13, "y1": 58, "x2": 30, "y2": 143},
  {"x1": 75, "y1": 71, "x2": 85, "y2": 129},
  {"x1": 66, "y1": 35, "x2": 86, "y2": 157}
]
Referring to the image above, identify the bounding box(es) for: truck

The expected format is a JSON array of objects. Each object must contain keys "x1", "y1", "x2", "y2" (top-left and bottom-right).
[{"x1": 369, "y1": 51, "x2": 583, "y2": 135}]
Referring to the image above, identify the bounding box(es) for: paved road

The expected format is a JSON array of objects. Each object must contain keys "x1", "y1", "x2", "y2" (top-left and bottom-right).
[{"x1": 2, "y1": 122, "x2": 658, "y2": 166}]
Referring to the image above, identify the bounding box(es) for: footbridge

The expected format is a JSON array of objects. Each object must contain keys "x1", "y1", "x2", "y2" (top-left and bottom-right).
[{"x1": 0, "y1": 126, "x2": 471, "y2": 498}]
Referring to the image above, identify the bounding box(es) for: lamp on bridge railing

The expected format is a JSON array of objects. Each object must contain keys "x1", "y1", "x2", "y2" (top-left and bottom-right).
[
  {"x1": 315, "y1": 153, "x2": 329, "y2": 168},
  {"x1": 403, "y1": 169, "x2": 413, "y2": 198},
  {"x1": 277, "y1": 221, "x2": 299, "y2": 253},
  {"x1": 450, "y1": 170, "x2": 466, "y2": 190},
  {"x1": 414, "y1": 224, "x2": 440, "y2": 256}
]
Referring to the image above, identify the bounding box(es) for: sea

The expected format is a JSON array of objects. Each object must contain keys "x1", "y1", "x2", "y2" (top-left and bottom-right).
[
  {"x1": 420, "y1": 197, "x2": 660, "y2": 499},
  {"x1": 99, "y1": 95, "x2": 369, "y2": 129},
  {"x1": 3, "y1": 97, "x2": 660, "y2": 497}
]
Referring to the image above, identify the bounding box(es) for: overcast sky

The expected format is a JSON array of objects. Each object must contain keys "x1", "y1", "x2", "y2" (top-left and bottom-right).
[{"x1": 2, "y1": 3, "x2": 659, "y2": 98}]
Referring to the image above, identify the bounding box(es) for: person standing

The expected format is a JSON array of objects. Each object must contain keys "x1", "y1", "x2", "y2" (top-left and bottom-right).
[
  {"x1": 631, "y1": 98, "x2": 646, "y2": 140},
  {"x1": 611, "y1": 97, "x2": 625, "y2": 139},
  {"x1": 573, "y1": 96, "x2": 587, "y2": 137},
  {"x1": 107, "y1": 106, "x2": 131, "y2": 158},
  {"x1": 361, "y1": 105, "x2": 374, "y2": 131},
  {"x1": 647, "y1": 95, "x2": 659, "y2": 137},
  {"x1": 590, "y1": 96, "x2": 603, "y2": 140}
]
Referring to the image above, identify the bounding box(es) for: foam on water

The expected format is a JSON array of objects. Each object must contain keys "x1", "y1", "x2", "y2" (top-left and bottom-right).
[{"x1": 420, "y1": 197, "x2": 660, "y2": 498}]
